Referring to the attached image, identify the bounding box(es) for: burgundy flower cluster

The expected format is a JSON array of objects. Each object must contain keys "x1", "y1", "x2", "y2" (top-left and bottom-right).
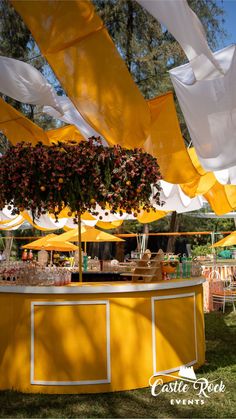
[{"x1": 0, "y1": 138, "x2": 162, "y2": 220}]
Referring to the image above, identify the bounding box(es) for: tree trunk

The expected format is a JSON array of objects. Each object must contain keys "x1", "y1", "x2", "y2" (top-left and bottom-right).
[
  {"x1": 142, "y1": 223, "x2": 149, "y2": 252},
  {"x1": 3, "y1": 231, "x2": 13, "y2": 262},
  {"x1": 126, "y1": 1, "x2": 133, "y2": 71},
  {"x1": 115, "y1": 225, "x2": 125, "y2": 262},
  {"x1": 166, "y1": 212, "x2": 179, "y2": 253},
  {"x1": 102, "y1": 242, "x2": 112, "y2": 260},
  {"x1": 29, "y1": 104, "x2": 35, "y2": 121}
]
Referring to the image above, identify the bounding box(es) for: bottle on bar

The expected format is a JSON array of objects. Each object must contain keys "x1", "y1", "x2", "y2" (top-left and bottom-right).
[
  {"x1": 169, "y1": 256, "x2": 175, "y2": 279},
  {"x1": 176, "y1": 258, "x2": 181, "y2": 278},
  {"x1": 187, "y1": 257, "x2": 192, "y2": 278},
  {"x1": 181, "y1": 254, "x2": 187, "y2": 278}
]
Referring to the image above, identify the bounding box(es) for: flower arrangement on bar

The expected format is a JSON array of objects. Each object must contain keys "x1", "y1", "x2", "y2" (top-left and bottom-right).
[{"x1": 0, "y1": 137, "x2": 162, "y2": 220}]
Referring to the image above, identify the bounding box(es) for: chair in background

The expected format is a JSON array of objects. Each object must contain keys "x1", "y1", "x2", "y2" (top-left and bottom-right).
[{"x1": 212, "y1": 276, "x2": 236, "y2": 313}]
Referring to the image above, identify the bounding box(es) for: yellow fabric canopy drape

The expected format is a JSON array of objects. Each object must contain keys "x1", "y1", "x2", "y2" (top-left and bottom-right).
[
  {"x1": 95, "y1": 220, "x2": 123, "y2": 230},
  {"x1": 204, "y1": 183, "x2": 236, "y2": 216},
  {"x1": 0, "y1": 97, "x2": 49, "y2": 145},
  {"x1": 11, "y1": 0, "x2": 150, "y2": 149},
  {"x1": 180, "y1": 148, "x2": 216, "y2": 198},
  {"x1": 180, "y1": 147, "x2": 236, "y2": 215},
  {"x1": 0, "y1": 97, "x2": 85, "y2": 146},
  {"x1": 146, "y1": 93, "x2": 199, "y2": 184},
  {"x1": 47, "y1": 125, "x2": 84, "y2": 144},
  {"x1": 212, "y1": 231, "x2": 236, "y2": 248},
  {"x1": 137, "y1": 209, "x2": 169, "y2": 224},
  {"x1": 147, "y1": 96, "x2": 236, "y2": 214}
]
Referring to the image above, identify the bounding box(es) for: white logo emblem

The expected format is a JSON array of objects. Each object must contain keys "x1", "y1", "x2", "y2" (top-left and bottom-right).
[{"x1": 149, "y1": 365, "x2": 225, "y2": 405}]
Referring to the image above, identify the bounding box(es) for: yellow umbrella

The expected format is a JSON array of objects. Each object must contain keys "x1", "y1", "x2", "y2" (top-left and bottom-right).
[
  {"x1": 212, "y1": 232, "x2": 236, "y2": 248},
  {"x1": 27, "y1": 241, "x2": 78, "y2": 251},
  {"x1": 22, "y1": 233, "x2": 78, "y2": 251},
  {"x1": 22, "y1": 233, "x2": 57, "y2": 249},
  {"x1": 50, "y1": 226, "x2": 124, "y2": 243}
]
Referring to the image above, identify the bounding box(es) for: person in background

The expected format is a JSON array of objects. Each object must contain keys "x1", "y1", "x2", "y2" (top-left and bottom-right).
[
  {"x1": 22, "y1": 249, "x2": 28, "y2": 262},
  {"x1": 28, "y1": 249, "x2": 33, "y2": 261}
]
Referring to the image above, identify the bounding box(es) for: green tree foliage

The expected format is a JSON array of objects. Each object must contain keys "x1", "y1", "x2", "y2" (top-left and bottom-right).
[
  {"x1": 189, "y1": 0, "x2": 226, "y2": 49},
  {"x1": 0, "y1": 0, "x2": 62, "y2": 131},
  {"x1": 93, "y1": 0, "x2": 226, "y2": 140},
  {"x1": 0, "y1": 0, "x2": 30, "y2": 60},
  {"x1": 94, "y1": 0, "x2": 225, "y2": 98}
]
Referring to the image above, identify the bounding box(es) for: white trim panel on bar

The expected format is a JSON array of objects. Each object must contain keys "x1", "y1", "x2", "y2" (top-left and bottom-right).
[
  {"x1": 151, "y1": 292, "x2": 198, "y2": 377},
  {"x1": 31, "y1": 300, "x2": 111, "y2": 386}
]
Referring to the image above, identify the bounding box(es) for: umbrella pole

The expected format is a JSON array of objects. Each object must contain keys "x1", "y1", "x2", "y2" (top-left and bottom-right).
[
  {"x1": 78, "y1": 213, "x2": 83, "y2": 282},
  {"x1": 50, "y1": 250, "x2": 53, "y2": 266}
]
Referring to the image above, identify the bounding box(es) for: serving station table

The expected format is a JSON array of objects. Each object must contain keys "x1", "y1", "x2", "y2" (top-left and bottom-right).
[{"x1": 0, "y1": 278, "x2": 205, "y2": 394}]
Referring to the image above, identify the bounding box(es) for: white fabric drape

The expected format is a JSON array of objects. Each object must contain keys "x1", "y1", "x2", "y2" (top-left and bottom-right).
[
  {"x1": 0, "y1": 55, "x2": 104, "y2": 142},
  {"x1": 43, "y1": 96, "x2": 103, "y2": 142},
  {"x1": 0, "y1": 215, "x2": 24, "y2": 226},
  {"x1": 25, "y1": 211, "x2": 68, "y2": 230},
  {"x1": 152, "y1": 181, "x2": 203, "y2": 213},
  {"x1": 0, "y1": 207, "x2": 19, "y2": 221},
  {"x1": 0, "y1": 221, "x2": 25, "y2": 230},
  {"x1": 138, "y1": 0, "x2": 236, "y2": 179},
  {"x1": 90, "y1": 205, "x2": 133, "y2": 222},
  {"x1": 214, "y1": 167, "x2": 236, "y2": 185},
  {"x1": 136, "y1": 0, "x2": 221, "y2": 74},
  {"x1": 65, "y1": 218, "x2": 97, "y2": 229},
  {"x1": 0, "y1": 56, "x2": 63, "y2": 113},
  {"x1": 26, "y1": 212, "x2": 98, "y2": 229},
  {"x1": 170, "y1": 45, "x2": 236, "y2": 172}
]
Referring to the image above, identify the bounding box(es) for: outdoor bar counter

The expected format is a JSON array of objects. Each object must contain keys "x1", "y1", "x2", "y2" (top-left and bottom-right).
[{"x1": 0, "y1": 278, "x2": 205, "y2": 394}]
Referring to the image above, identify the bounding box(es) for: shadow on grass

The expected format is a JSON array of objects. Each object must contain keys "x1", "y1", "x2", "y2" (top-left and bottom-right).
[{"x1": 0, "y1": 311, "x2": 235, "y2": 418}]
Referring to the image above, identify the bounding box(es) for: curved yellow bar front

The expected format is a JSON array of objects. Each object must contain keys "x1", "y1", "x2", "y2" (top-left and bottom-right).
[{"x1": 0, "y1": 279, "x2": 205, "y2": 393}]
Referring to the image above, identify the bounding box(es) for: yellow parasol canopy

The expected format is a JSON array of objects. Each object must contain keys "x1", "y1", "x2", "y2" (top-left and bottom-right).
[
  {"x1": 50, "y1": 226, "x2": 124, "y2": 243},
  {"x1": 34, "y1": 241, "x2": 78, "y2": 251},
  {"x1": 22, "y1": 233, "x2": 78, "y2": 251},
  {"x1": 212, "y1": 232, "x2": 236, "y2": 248}
]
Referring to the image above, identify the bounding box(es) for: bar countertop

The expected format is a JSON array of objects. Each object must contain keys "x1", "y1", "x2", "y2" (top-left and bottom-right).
[{"x1": 0, "y1": 277, "x2": 205, "y2": 294}]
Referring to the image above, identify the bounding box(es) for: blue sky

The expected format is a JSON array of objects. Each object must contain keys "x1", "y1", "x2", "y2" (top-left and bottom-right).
[{"x1": 217, "y1": 0, "x2": 236, "y2": 45}]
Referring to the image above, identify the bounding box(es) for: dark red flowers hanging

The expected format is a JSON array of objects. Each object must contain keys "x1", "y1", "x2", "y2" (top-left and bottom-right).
[{"x1": 0, "y1": 138, "x2": 162, "y2": 219}]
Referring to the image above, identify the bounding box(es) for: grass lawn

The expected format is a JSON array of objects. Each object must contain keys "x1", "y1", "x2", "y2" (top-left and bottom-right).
[{"x1": 0, "y1": 310, "x2": 235, "y2": 418}]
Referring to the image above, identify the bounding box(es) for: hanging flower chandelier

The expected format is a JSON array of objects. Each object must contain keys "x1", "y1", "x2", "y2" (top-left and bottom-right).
[{"x1": 0, "y1": 138, "x2": 162, "y2": 220}]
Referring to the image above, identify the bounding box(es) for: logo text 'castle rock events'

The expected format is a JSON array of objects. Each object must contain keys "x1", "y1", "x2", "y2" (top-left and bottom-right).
[{"x1": 149, "y1": 366, "x2": 225, "y2": 406}]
